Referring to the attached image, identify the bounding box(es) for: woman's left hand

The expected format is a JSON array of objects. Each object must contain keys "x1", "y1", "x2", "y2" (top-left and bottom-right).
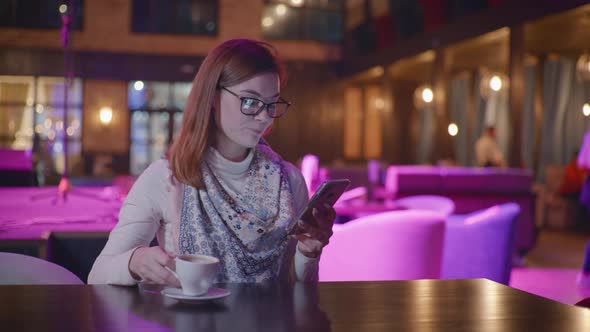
[{"x1": 291, "y1": 203, "x2": 336, "y2": 259}]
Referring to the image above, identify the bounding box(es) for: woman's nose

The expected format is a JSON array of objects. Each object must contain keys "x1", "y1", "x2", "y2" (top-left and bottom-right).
[{"x1": 254, "y1": 106, "x2": 271, "y2": 122}]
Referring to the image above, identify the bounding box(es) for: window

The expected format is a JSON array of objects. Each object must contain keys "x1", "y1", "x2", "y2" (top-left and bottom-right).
[
  {"x1": 0, "y1": 76, "x2": 83, "y2": 182},
  {"x1": 128, "y1": 81, "x2": 191, "y2": 176},
  {"x1": 131, "y1": 0, "x2": 218, "y2": 35},
  {"x1": 262, "y1": 0, "x2": 343, "y2": 42},
  {"x1": 0, "y1": 0, "x2": 83, "y2": 30},
  {"x1": 0, "y1": 76, "x2": 35, "y2": 150}
]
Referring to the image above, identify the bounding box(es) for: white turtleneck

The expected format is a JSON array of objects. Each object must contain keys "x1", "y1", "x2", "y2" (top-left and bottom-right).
[{"x1": 88, "y1": 148, "x2": 318, "y2": 285}]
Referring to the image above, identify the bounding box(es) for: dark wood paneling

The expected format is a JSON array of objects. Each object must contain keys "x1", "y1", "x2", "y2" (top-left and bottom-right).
[
  {"x1": 267, "y1": 62, "x2": 344, "y2": 165},
  {"x1": 381, "y1": 74, "x2": 396, "y2": 163},
  {"x1": 0, "y1": 48, "x2": 203, "y2": 81},
  {"x1": 393, "y1": 80, "x2": 420, "y2": 164}
]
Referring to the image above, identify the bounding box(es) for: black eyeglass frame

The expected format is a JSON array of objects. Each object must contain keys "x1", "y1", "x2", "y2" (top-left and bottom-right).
[{"x1": 220, "y1": 86, "x2": 291, "y2": 118}]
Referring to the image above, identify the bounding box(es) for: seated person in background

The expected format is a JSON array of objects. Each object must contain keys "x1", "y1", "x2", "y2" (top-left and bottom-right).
[{"x1": 475, "y1": 126, "x2": 506, "y2": 167}]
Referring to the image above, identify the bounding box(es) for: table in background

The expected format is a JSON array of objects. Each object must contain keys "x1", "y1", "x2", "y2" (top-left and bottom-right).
[
  {"x1": 334, "y1": 200, "x2": 404, "y2": 222},
  {"x1": 0, "y1": 186, "x2": 121, "y2": 281},
  {"x1": 2, "y1": 279, "x2": 589, "y2": 332}
]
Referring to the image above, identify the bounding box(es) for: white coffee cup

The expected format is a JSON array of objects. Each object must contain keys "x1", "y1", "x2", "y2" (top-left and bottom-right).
[{"x1": 166, "y1": 254, "x2": 220, "y2": 296}]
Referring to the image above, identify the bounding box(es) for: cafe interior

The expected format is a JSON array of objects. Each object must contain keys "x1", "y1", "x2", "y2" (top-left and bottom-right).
[{"x1": 2, "y1": 0, "x2": 590, "y2": 330}]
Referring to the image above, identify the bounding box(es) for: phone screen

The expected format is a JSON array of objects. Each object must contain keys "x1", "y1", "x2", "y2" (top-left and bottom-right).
[{"x1": 289, "y1": 179, "x2": 350, "y2": 234}]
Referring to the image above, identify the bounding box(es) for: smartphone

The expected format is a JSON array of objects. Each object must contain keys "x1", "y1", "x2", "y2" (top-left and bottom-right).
[{"x1": 289, "y1": 179, "x2": 351, "y2": 234}]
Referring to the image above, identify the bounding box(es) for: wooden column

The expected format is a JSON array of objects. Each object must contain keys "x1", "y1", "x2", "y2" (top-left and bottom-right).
[
  {"x1": 380, "y1": 71, "x2": 398, "y2": 164},
  {"x1": 467, "y1": 69, "x2": 479, "y2": 166},
  {"x1": 508, "y1": 24, "x2": 526, "y2": 168},
  {"x1": 431, "y1": 49, "x2": 453, "y2": 163},
  {"x1": 393, "y1": 80, "x2": 420, "y2": 164}
]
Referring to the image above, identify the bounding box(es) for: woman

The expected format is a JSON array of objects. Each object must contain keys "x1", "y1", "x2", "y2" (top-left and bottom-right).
[{"x1": 88, "y1": 39, "x2": 335, "y2": 285}]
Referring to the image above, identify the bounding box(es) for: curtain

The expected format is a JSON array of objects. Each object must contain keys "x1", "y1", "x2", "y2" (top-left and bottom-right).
[
  {"x1": 538, "y1": 58, "x2": 574, "y2": 181},
  {"x1": 521, "y1": 65, "x2": 536, "y2": 171},
  {"x1": 492, "y1": 88, "x2": 510, "y2": 164}
]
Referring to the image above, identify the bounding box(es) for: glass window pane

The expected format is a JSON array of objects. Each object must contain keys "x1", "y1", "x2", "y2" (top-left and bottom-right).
[
  {"x1": 262, "y1": 2, "x2": 342, "y2": 41},
  {"x1": 150, "y1": 112, "x2": 170, "y2": 157},
  {"x1": 144, "y1": 82, "x2": 171, "y2": 109},
  {"x1": 262, "y1": 5, "x2": 302, "y2": 40},
  {"x1": 49, "y1": 139, "x2": 82, "y2": 175},
  {"x1": 36, "y1": 107, "x2": 80, "y2": 140},
  {"x1": 131, "y1": 111, "x2": 150, "y2": 143},
  {"x1": 150, "y1": 143, "x2": 166, "y2": 164},
  {"x1": 0, "y1": 0, "x2": 83, "y2": 30},
  {"x1": 128, "y1": 81, "x2": 147, "y2": 109},
  {"x1": 0, "y1": 106, "x2": 34, "y2": 149},
  {"x1": 65, "y1": 108, "x2": 82, "y2": 139},
  {"x1": 273, "y1": 0, "x2": 341, "y2": 9},
  {"x1": 130, "y1": 143, "x2": 149, "y2": 176},
  {"x1": 131, "y1": 0, "x2": 218, "y2": 35},
  {"x1": 173, "y1": 112, "x2": 183, "y2": 140},
  {"x1": 172, "y1": 82, "x2": 192, "y2": 110},
  {"x1": 307, "y1": 10, "x2": 342, "y2": 42},
  {"x1": 150, "y1": 113, "x2": 170, "y2": 146},
  {"x1": 0, "y1": 76, "x2": 35, "y2": 104},
  {"x1": 37, "y1": 77, "x2": 83, "y2": 106}
]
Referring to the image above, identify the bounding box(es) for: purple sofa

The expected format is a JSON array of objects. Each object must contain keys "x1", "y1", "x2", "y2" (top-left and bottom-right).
[
  {"x1": 324, "y1": 165, "x2": 537, "y2": 256},
  {"x1": 386, "y1": 166, "x2": 536, "y2": 256}
]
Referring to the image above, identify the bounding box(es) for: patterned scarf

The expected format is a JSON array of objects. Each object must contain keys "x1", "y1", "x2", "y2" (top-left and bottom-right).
[{"x1": 179, "y1": 143, "x2": 297, "y2": 282}]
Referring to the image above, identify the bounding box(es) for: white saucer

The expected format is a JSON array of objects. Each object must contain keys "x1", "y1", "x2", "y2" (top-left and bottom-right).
[{"x1": 161, "y1": 287, "x2": 231, "y2": 304}]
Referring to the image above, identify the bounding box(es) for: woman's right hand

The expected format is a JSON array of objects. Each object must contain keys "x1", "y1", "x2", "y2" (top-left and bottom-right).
[{"x1": 129, "y1": 246, "x2": 181, "y2": 287}]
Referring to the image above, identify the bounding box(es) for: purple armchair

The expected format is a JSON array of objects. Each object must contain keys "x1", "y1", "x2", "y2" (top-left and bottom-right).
[
  {"x1": 441, "y1": 203, "x2": 520, "y2": 285},
  {"x1": 319, "y1": 210, "x2": 446, "y2": 281}
]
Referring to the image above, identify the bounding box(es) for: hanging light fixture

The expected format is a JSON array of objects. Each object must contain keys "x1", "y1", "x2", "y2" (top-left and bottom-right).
[
  {"x1": 576, "y1": 53, "x2": 590, "y2": 82},
  {"x1": 414, "y1": 85, "x2": 434, "y2": 109}
]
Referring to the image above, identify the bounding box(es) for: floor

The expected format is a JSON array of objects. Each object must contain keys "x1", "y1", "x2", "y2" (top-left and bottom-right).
[
  {"x1": 523, "y1": 230, "x2": 589, "y2": 269},
  {"x1": 509, "y1": 229, "x2": 590, "y2": 305}
]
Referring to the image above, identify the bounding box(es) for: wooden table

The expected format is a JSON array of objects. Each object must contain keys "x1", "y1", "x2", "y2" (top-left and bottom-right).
[{"x1": 1, "y1": 279, "x2": 589, "y2": 331}]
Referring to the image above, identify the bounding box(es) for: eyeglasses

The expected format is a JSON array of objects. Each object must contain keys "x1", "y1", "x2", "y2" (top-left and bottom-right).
[{"x1": 221, "y1": 86, "x2": 291, "y2": 118}]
